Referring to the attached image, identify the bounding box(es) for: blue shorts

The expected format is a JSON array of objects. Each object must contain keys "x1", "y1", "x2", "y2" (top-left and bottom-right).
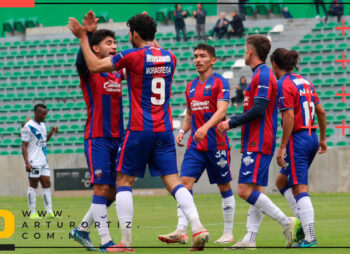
[
  {"x1": 180, "y1": 148, "x2": 232, "y2": 185},
  {"x1": 238, "y1": 152, "x2": 273, "y2": 186},
  {"x1": 116, "y1": 130, "x2": 178, "y2": 178},
  {"x1": 280, "y1": 130, "x2": 318, "y2": 186},
  {"x1": 84, "y1": 137, "x2": 121, "y2": 187}
]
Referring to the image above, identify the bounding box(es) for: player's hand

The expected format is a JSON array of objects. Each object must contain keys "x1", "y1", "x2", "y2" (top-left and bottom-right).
[
  {"x1": 318, "y1": 140, "x2": 327, "y2": 154},
  {"x1": 192, "y1": 11, "x2": 196, "y2": 15},
  {"x1": 176, "y1": 133, "x2": 185, "y2": 146},
  {"x1": 193, "y1": 126, "x2": 208, "y2": 143},
  {"x1": 217, "y1": 119, "x2": 230, "y2": 136},
  {"x1": 83, "y1": 10, "x2": 99, "y2": 33},
  {"x1": 276, "y1": 147, "x2": 287, "y2": 168},
  {"x1": 67, "y1": 17, "x2": 87, "y2": 39},
  {"x1": 51, "y1": 127, "x2": 59, "y2": 133},
  {"x1": 25, "y1": 162, "x2": 33, "y2": 173}
]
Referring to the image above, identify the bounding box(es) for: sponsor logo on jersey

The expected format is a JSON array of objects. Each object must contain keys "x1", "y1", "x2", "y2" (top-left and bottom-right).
[
  {"x1": 103, "y1": 80, "x2": 122, "y2": 93},
  {"x1": 217, "y1": 158, "x2": 228, "y2": 168},
  {"x1": 146, "y1": 55, "x2": 171, "y2": 63},
  {"x1": 258, "y1": 85, "x2": 269, "y2": 89},
  {"x1": 145, "y1": 66, "x2": 172, "y2": 75},
  {"x1": 243, "y1": 156, "x2": 254, "y2": 166},
  {"x1": 293, "y1": 78, "x2": 310, "y2": 86},
  {"x1": 95, "y1": 169, "x2": 103, "y2": 178},
  {"x1": 190, "y1": 100, "x2": 210, "y2": 111}
]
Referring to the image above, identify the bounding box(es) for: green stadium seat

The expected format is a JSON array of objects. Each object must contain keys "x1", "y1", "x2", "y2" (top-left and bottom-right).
[
  {"x1": 173, "y1": 97, "x2": 186, "y2": 106},
  {"x1": 322, "y1": 90, "x2": 335, "y2": 99},
  {"x1": 335, "y1": 43, "x2": 348, "y2": 52},
  {"x1": 10, "y1": 150, "x2": 21, "y2": 155},
  {"x1": 336, "y1": 141, "x2": 347, "y2": 147},
  {"x1": 322, "y1": 78, "x2": 335, "y2": 87},
  {"x1": 234, "y1": 144, "x2": 241, "y2": 149},
  {"x1": 323, "y1": 102, "x2": 334, "y2": 111},
  {"x1": 3, "y1": 19, "x2": 14, "y2": 33},
  {"x1": 335, "y1": 78, "x2": 348, "y2": 86},
  {"x1": 0, "y1": 151, "x2": 10, "y2": 155},
  {"x1": 172, "y1": 109, "x2": 183, "y2": 118},
  {"x1": 335, "y1": 66, "x2": 346, "y2": 75},
  {"x1": 233, "y1": 131, "x2": 241, "y2": 140},
  {"x1": 324, "y1": 54, "x2": 335, "y2": 63},
  {"x1": 156, "y1": 8, "x2": 168, "y2": 23},
  {"x1": 334, "y1": 115, "x2": 346, "y2": 124},
  {"x1": 14, "y1": 18, "x2": 26, "y2": 32},
  {"x1": 334, "y1": 102, "x2": 346, "y2": 111},
  {"x1": 326, "y1": 115, "x2": 335, "y2": 124},
  {"x1": 312, "y1": 33, "x2": 324, "y2": 42},
  {"x1": 300, "y1": 45, "x2": 312, "y2": 53},
  {"x1": 312, "y1": 22, "x2": 325, "y2": 32},
  {"x1": 26, "y1": 17, "x2": 39, "y2": 28},
  {"x1": 312, "y1": 44, "x2": 324, "y2": 53},
  {"x1": 324, "y1": 22, "x2": 337, "y2": 30},
  {"x1": 62, "y1": 113, "x2": 73, "y2": 121},
  {"x1": 326, "y1": 128, "x2": 334, "y2": 137},
  {"x1": 53, "y1": 149, "x2": 63, "y2": 154},
  {"x1": 244, "y1": 4, "x2": 257, "y2": 16},
  {"x1": 68, "y1": 124, "x2": 81, "y2": 133},
  {"x1": 300, "y1": 56, "x2": 312, "y2": 65},
  {"x1": 322, "y1": 66, "x2": 335, "y2": 75},
  {"x1": 310, "y1": 67, "x2": 322, "y2": 75},
  {"x1": 179, "y1": 51, "x2": 192, "y2": 60}
]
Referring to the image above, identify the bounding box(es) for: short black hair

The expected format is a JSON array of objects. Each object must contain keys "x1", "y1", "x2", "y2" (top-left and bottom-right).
[
  {"x1": 246, "y1": 34, "x2": 271, "y2": 62},
  {"x1": 127, "y1": 14, "x2": 157, "y2": 41},
  {"x1": 270, "y1": 48, "x2": 299, "y2": 71},
  {"x1": 194, "y1": 43, "x2": 216, "y2": 58},
  {"x1": 91, "y1": 29, "x2": 116, "y2": 47},
  {"x1": 34, "y1": 104, "x2": 47, "y2": 112}
]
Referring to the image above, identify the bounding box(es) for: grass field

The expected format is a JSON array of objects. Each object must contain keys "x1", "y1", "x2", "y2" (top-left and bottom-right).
[{"x1": 1, "y1": 192, "x2": 350, "y2": 253}]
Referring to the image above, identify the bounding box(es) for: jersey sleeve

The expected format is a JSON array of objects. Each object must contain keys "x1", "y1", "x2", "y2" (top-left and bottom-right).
[
  {"x1": 278, "y1": 80, "x2": 295, "y2": 111},
  {"x1": 217, "y1": 78, "x2": 230, "y2": 102},
  {"x1": 254, "y1": 69, "x2": 272, "y2": 100},
  {"x1": 111, "y1": 49, "x2": 135, "y2": 71},
  {"x1": 21, "y1": 126, "x2": 31, "y2": 142},
  {"x1": 186, "y1": 81, "x2": 191, "y2": 109}
]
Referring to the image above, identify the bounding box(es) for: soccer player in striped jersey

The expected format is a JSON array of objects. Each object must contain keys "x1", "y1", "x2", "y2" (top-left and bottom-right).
[
  {"x1": 158, "y1": 44, "x2": 235, "y2": 245},
  {"x1": 70, "y1": 11, "x2": 124, "y2": 252},
  {"x1": 218, "y1": 35, "x2": 298, "y2": 248},
  {"x1": 270, "y1": 48, "x2": 327, "y2": 248},
  {"x1": 68, "y1": 12, "x2": 209, "y2": 252}
]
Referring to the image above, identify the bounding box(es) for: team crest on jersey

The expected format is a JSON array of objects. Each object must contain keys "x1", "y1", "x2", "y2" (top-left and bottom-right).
[
  {"x1": 95, "y1": 169, "x2": 103, "y2": 178},
  {"x1": 217, "y1": 158, "x2": 228, "y2": 168},
  {"x1": 104, "y1": 80, "x2": 122, "y2": 93}
]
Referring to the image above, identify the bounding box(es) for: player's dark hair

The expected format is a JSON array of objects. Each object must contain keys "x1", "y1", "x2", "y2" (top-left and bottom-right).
[
  {"x1": 194, "y1": 43, "x2": 216, "y2": 58},
  {"x1": 246, "y1": 34, "x2": 271, "y2": 62},
  {"x1": 127, "y1": 14, "x2": 157, "y2": 41},
  {"x1": 270, "y1": 48, "x2": 299, "y2": 71},
  {"x1": 34, "y1": 104, "x2": 47, "y2": 112},
  {"x1": 91, "y1": 29, "x2": 116, "y2": 47}
]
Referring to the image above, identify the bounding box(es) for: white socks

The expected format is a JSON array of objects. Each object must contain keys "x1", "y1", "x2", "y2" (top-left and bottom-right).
[
  {"x1": 77, "y1": 208, "x2": 94, "y2": 232},
  {"x1": 176, "y1": 204, "x2": 188, "y2": 232},
  {"x1": 172, "y1": 185, "x2": 202, "y2": 233},
  {"x1": 27, "y1": 187, "x2": 36, "y2": 214},
  {"x1": 296, "y1": 193, "x2": 316, "y2": 242},
  {"x1": 243, "y1": 205, "x2": 264, "y2": 243},
  {"x1": 221, "y1": 190, "x2": 235, "y2": 235},
  {"x1": 90, "y1": 195, "x2": 112, "y2": 245},
  {"x1": 116, "y1": 187, "x2": 133, "y2": 246},
  {"x1": 280, "y1": 187, "x2": 299, "y2": 218},
  {"x1": 41, "y1": 188, "x2": 53, "y2": 214},
  {"x1": 248, "y1": 190, "x2": 290, "y2": 229}
]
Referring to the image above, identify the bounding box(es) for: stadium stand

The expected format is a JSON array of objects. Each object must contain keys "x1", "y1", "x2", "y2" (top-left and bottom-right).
[{"x1": 0, "y1": 4, "x2": 349, "y2": 155}]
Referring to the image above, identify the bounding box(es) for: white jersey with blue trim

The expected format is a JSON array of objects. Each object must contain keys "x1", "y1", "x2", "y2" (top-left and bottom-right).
[{"x1": 21, "y1": 119, "x2": 48, "y2": 166}]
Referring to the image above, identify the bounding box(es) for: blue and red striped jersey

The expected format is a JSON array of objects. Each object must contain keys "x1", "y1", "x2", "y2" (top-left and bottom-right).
[
  {"x1": 79, "y1": 71, "x2": 124, "y2": 139},
  {"x1": 277, "y1": 73, "x2": 320, "y2": 132},
  {"x1": 186, "y1": 73, "x2": 231, "y2": 151},
  {"x1": 241, "y1": 64, "x2": 278, "y2": 155},
  {"x1": 111, "y1": 45, "x2": 176, "y2": 132}
]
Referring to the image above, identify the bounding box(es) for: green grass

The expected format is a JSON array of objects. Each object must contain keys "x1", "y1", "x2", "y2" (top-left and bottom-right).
[{"x1": 0, "y1": 193, "x2": 350, "y2": 253}]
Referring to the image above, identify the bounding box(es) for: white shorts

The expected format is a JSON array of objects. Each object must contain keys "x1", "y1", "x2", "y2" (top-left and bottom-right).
[{"x1": 27, "y1": 165, "x2": 50, "y2": 178}]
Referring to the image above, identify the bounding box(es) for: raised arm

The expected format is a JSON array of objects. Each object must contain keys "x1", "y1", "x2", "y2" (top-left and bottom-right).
[{"x1": 68, "y1": 16, "x2": 114, "y2": 73}]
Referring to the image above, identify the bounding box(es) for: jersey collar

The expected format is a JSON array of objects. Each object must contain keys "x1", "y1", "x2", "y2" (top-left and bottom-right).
[{"x1": 251, "y1": 63, "x2": 265, "y2": 73}]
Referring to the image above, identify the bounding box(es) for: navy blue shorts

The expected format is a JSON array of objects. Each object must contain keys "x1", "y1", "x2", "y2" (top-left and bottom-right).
[
  {"x1": 238, "y1": 152, "x2": 273, "y2": 186},
  {"x1": 84, "y1": 137, "x2": 121, "y2": 187},
  {"x1": 180, "y1": 148, "x2": 232, "y2": 185},
  {"x1": 280, "y1": 130, "x2": 318, "y2": 186},
  {"x1": 116, "y1": 130, "x2": 178, "y2": 178}
]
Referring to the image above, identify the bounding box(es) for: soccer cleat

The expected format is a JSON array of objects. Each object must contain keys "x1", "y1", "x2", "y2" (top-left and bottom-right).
[
  {"x1": 70, "y1": 227, "x2": 97, "y2": 251},
  {"x1": 45, "y1": 212, "x2": 61, "y2": 219},
  {"x1": 214, "y1": 233, "x2": 234, "y2": 244},
  {"x1": 189, "y1": 230, "x2": 209, "y2": 251},
  {"x1": 225, "y1": 240, "x2": 256, "y2": 250},
  {"x1": 292, "y1": 239, "x2": 318, "y2": 248},
  {"x1": 294, "y1": 218, "x2": 305, "y2": 243},
  {"x1": 158, "y1": 229, "x2": 188, "y2": 244},
  {"x1": 100, "y1": 240, "x2": 117, "y2": 253},
  {"x1": 283, "y1": 217, "x2": 298, "y2": 248},
  {"x1": 29, "y1": 212, "x2": 41, "y2": 220},
  {"x1": 106, "y1": 242, "x2": 134, "y2": 253}
]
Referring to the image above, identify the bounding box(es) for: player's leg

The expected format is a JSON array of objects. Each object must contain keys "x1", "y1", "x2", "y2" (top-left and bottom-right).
[
  {"x1": 291, "y1": 132, "x2": 318, "y2": 247},
  {"x1": 27, "y1": 176, "x2": 40, "y2": 219},
  {"x1": 276, "y1": 174, "x2": 299, "y2": 218},
  {"x1": 236, "y1": 152, "x2": 297, "y2": 247},
  {"x1": 39, "y1": 175, "x2": 55, "y2": 217},
  {"x1": 158, "y1": 176, "x2": 195, "y2": 244},
  {"x1": 204, "y1": 149, "x2": 235, "y2": 244}
]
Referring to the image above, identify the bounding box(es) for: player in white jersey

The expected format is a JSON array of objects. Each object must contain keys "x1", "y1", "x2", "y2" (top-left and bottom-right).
[{"x1": 21, "y1": 104, "x2": 59, "y2": 219}]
